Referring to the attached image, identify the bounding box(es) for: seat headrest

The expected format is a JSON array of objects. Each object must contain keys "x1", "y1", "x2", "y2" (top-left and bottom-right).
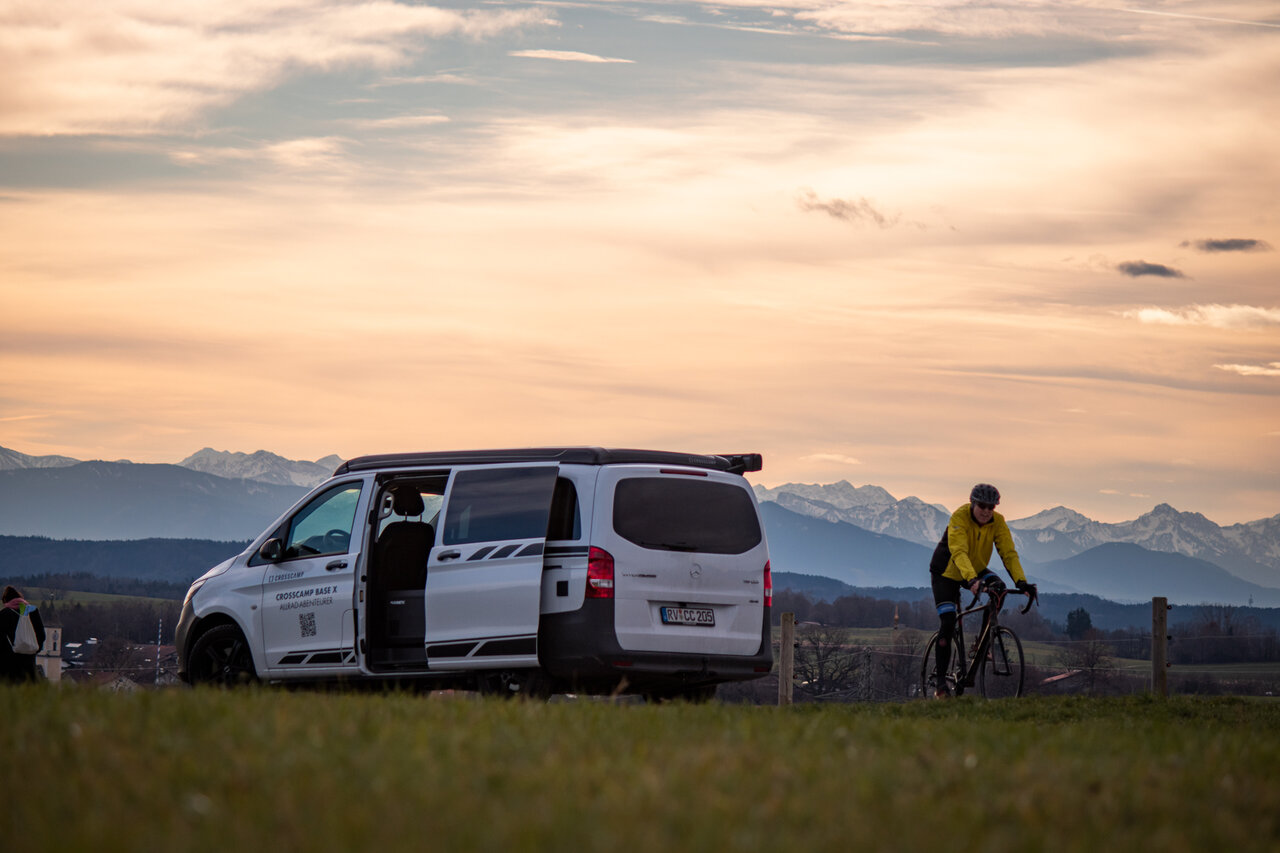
[{"x1": 390, "y1": 486, "x2": 425, "y2": 517}]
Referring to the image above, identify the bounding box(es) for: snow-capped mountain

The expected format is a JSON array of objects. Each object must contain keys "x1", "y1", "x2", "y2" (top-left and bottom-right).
[
  {"x1": 753, "y1": 481, "x2": 949, "y2": 546},
  {"x1": 178, "y1": 448, "x2": 341, "y2": 488},
  {"x1": 754, "y1": 481, "x2": 1280, "y2": 590},
  {"x1": 1009, "y1": 503, "x2": 1278, "y2": 589},
  {"x1": 0, "y1": 446, "x2": 81, "y2": 470}
]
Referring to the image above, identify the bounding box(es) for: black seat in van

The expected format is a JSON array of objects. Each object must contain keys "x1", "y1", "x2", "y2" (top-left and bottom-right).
[
  {"x1": 372, "y1": 486, "x2": 434, "y2": 653},
  {"x1": 376, "y1": 486, "x2": 434, "y2": 590}
]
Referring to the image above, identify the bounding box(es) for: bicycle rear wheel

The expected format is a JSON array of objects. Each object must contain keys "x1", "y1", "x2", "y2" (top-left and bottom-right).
[
  {"x1": 977, "y1": 626, "x2": 1024, "y2": 699},
  {"x1": 920, "y1": 631, "x2": 964, "y2": 698}
]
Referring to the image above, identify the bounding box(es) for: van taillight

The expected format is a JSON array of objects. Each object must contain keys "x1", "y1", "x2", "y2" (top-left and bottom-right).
[
  {"x1": 587, "y1": 547, "x2": 615, "y2": 599},
  {"x1": 763, "y1": 560, "x2": 773, "y2": 607}
]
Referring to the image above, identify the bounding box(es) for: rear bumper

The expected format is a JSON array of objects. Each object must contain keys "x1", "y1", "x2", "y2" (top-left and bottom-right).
[{"x1": 539, "y1": 599, "x2": 773, "y2": 693}]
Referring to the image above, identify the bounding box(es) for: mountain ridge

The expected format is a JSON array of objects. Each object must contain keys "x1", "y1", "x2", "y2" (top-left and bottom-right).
[
  {"x1": 3, "y1": 445, "x2": 1278, "y2": 600},
  {"x1": 756, "y1": 480, "x2": 1280, "y2": 590}
]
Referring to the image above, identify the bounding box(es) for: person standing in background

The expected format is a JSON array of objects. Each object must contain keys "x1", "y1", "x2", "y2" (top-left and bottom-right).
[{"x1": 2, "y1": 585, "x2": 47, "y2": 682}]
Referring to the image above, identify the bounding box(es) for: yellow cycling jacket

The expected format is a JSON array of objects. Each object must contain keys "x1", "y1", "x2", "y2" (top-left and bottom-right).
[{"x1": 929, "y1": 504, "x2": 1027, "y2": 584}]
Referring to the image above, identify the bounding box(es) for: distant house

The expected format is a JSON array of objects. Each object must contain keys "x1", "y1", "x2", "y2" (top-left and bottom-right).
[
  {"x1": 62, "y1": 640, "x2": 180, "y2": 689},
  {"x1": 36, "y1": 625, "x2": 63, "y2": 684}
]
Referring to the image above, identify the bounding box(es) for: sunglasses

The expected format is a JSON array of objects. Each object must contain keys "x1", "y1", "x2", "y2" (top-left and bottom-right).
[{"x1": 975, "y1": 502, "x2": 995, "y2": 511}]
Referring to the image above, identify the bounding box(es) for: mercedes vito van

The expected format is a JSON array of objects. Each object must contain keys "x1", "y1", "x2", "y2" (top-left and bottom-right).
[{"x1": 176, "y1": 448, "x2": 773, "y2": 699}]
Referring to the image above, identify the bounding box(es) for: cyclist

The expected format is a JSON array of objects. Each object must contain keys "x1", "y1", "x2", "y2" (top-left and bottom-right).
[{"x1": 928, "y1": 484, "x2": 1035, "y2": 698}]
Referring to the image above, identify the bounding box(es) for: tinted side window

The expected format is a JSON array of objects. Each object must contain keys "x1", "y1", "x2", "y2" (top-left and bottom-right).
[
  {"x1": 442, "y1": 467, "x2": 558, "y2": 545},
  {"x1": 613, "y1": 477, "x2": 762, "y2": 555},
  {"x1": 547, "y1": 477, "x2": 581, "y2": 541}
]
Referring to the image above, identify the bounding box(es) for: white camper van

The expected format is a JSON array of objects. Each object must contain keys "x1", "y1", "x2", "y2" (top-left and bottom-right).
[{"x1": 176, "y1": 448, "x2": 773, "y2": 699}]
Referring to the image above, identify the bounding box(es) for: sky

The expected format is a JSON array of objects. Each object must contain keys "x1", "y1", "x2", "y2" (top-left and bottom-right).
[{"x1": 1, "y1": 0, "x2": 1278, "y2": 525}]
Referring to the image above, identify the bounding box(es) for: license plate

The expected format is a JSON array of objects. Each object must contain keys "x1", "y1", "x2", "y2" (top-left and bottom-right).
[{"x1": 660, "y1": 606, "x2": 715, "y2": 627}]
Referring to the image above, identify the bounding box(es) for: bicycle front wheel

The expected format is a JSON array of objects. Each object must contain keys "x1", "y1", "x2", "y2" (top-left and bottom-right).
[
  {"x1": 977, "y1": 626, "x2": 1024, "y2": 699},
  {"x1": 920, "y1": 631, "x2": 964, "y2": 699}
]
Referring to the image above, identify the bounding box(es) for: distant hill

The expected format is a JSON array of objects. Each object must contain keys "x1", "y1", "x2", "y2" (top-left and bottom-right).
[
  {"x1": 0, "y1": 536, "x2": 248, "y2": 585},
  {"x1": 761, "y1": 502, "x2": 933, "y2": 588},
  {"x1": 0, "y1": 462, "x2": 306, "y2": 540},
  {"x1": 1032, "y1": 542, "x2": 1280, "y2": 607},
  {"x1": 772, "y1": 571, "x2": 860, "y2": 602}
]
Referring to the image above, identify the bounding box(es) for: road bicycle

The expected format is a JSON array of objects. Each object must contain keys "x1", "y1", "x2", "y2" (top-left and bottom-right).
[{"x1": 920, "y1": 585, "x2": 1037, "y2": 699}]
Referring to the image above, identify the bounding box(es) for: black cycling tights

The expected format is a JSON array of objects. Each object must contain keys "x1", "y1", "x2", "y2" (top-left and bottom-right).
[
  {"x1": 935, "y1": 609, "x2": 957, "y2": 685},
  {"x1": 931, "y1": 572, "x2": 964, "y2": 690}
]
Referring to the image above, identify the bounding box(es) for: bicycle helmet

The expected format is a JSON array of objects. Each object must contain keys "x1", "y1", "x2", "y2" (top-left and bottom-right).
[{"x1": 970, "y1": 483, "x2": 1001, "y2": 506}]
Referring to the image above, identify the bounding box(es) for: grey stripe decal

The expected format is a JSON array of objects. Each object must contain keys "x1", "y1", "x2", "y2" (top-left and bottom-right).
[{"x1": 546, "y1": 545, "x2": 589, "y2": 556}]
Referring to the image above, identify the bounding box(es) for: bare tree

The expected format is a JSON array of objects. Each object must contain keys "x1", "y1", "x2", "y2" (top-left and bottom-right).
[
  {"x1": 793, "y1": 624, "x2": 862, "y2": 700},
  {"x1": 879, "y1": 630, "x2": 926, "y2": 698},
  {"x1": 1054, "y1": 630, "x2": 1116, "y2": 694}
]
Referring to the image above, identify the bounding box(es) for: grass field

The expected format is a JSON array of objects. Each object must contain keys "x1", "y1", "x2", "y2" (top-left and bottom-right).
[{"x1": 4, "y1": 688, "x2": 1279, "y2": 853}]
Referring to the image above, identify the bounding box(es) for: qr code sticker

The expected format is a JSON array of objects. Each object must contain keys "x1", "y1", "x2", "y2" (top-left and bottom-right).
[{"x1": 299, "y1": 611, "x2": 317, "y2": 638}]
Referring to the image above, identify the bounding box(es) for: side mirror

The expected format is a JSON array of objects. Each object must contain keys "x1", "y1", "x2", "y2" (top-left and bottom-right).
[{"x1": 259, "y1": 538, "x2": 284, "y2": 562}]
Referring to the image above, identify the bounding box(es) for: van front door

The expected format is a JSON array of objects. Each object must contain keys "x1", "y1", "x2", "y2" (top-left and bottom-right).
[
  {"x1": 424, "y1": 465, "x2": 557, "y2": 669},
  {"x1": 259, "y1": 480, "x2": 366, "y2": 674}
]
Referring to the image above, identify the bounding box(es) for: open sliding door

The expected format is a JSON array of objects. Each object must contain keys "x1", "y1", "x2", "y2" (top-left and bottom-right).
[{"x1": 424, "y1": 464, "x2": 558, "y2": 669}]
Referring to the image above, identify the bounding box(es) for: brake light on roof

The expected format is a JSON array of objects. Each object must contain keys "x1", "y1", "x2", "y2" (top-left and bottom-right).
[
  {"x1": 659, "y1": 468, "x2": 708, "y2": 476},
  {"x1": 587, "y1": 547, "x2": 615, "y2": 599},
  {"x1": 763, "y1": 560, "x2": 773, "y2": 607}
]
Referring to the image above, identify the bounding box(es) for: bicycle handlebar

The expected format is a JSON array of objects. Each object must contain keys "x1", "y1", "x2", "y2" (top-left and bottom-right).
[
  {"x1": 1018, "y1": 587, "x2": 1039, "y2": 615},
  {"x1": 965, "y1": 586, "x2": 1038, "y2": 615}
]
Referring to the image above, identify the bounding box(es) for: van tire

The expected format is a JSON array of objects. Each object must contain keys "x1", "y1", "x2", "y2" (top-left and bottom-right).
[{"x1": 188, "y1": 624, "x2": 257, "y2": 687}]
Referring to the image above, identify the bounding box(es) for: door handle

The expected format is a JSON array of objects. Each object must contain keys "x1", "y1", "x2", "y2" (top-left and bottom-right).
[
  {"x1": 437, "y1": 550, "x2": 462, "y2": 562},
  {"x1": 326, "y1": 560, "x2": 348, "y2": 571}
]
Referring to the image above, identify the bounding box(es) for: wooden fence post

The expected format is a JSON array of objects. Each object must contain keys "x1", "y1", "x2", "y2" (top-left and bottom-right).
[
  {"x1": 1152, "y1": 597, "x2": 1169, "y2": 698},
  {"x1": 778, "y1": 612, "x2": 795, "y2": 706}
]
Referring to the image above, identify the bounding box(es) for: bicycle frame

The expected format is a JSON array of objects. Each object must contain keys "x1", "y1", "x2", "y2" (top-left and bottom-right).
[
  {"x1": 955, "y1": 593, "x2": 1001, "y2": 690},
  {"x1": 938, "y1": 587, "x2": 1035, "y2": 696}
]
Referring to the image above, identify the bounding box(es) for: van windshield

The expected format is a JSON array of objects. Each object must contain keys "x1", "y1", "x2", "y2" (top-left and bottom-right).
[{"x1": 613, "y1": 477, "x2": 762, "y2": 555}]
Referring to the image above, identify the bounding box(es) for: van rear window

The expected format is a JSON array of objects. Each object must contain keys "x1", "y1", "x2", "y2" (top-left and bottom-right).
[{"x1": 613, "y1": 478, "x2": 762, "y2": 555}]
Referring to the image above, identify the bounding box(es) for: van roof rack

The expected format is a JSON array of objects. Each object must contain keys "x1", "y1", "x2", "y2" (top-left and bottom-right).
[{"x1": 334, "y1": 447, "x2": 762, "y2": 476}]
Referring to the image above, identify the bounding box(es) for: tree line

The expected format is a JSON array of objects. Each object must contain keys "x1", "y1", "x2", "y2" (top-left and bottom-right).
[
  {"x1": 5, "y1": 572, "x2": 189, "y2": 601},
  {"x1": 31, "y1": 597, "x2": 182, "y2": 646}
]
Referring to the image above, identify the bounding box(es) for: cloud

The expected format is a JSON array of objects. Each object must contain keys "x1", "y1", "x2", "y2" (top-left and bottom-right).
[
  {"x1": 1116, "y1": 261, "x2": 1185, "y2": 278},
  {"x1": 1182, "y1": 238, "x2": 1273, "y2": 253},
  {"x1": 1215, "y1": 362, "x2": 1280, "y2": 377},
  {"x1": 801, "y1": 453, "x2": 863, "y2": 466},
  {"x1": 1123, "y1": 304, "x2": 1280, "y2": 329},
  {"x1": 0, "y1": 1, "x2": 556, "y2": 136},
  {"x1": 509, "y1": 50, "x2": 633, "y2": 63},
  {"x1": 172, "y1": 136, "x2": 351, "y2": 169},
  {"x1": 796, "y1": 0, "x2": 1095, "y2": 38},
  {"x1": 1120, "y1": 7, "x2": 1280, "y2": 30},
  {"x1": 349, "y1": 114, "x2": 451, "y2": 130},
  {"x1": 797, "y1": 188, "x2": 900, "y2": 228}
]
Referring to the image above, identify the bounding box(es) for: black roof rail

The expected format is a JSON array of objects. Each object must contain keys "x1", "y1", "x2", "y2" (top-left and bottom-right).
[{"x1": 333, "y1": 447, "x2": 763, "y2": 477}]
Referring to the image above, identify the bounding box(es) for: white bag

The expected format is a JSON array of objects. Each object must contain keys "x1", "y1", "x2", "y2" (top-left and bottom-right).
[{"x1": 12, "y1": 607, "x2": 39, "y2": 654}]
